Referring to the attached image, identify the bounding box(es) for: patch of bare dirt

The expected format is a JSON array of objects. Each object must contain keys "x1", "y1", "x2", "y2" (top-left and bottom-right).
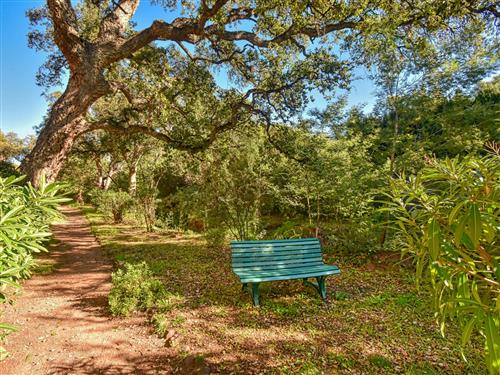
[{"x1": 0, "y1": 207, "x2": 176, "y2": 375}]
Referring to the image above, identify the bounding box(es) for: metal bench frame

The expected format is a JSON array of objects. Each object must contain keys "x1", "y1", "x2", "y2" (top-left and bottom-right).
[{"x1": 231, "y1": 238, "x2": 341, "y2": 306}]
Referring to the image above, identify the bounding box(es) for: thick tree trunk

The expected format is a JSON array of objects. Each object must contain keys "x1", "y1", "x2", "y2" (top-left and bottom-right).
[
  {"x1": 21, "y1": 72, "x2": 108, "y2": 185},
  {"x1": 21, "y1": 118, "x2": 87, "y2": 185}
]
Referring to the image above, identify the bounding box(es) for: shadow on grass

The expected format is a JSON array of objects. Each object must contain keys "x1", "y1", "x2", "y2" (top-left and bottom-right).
[
  {"x1": 89, "y1": 230, "x2": 484, "y2": 374},
  {"x1": 61, "y1": 205, "x2": 482, "y2": 374}
]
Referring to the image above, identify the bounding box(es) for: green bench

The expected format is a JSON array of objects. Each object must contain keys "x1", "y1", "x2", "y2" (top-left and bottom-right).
[{"x1": 231, "y1": 238, "x2": 341, "y2": 306}]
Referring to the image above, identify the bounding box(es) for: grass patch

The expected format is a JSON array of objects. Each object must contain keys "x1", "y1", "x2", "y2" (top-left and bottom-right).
[
  {"x1": 171, "y1": 315, "x2": 186, "y2": 327},
  {"x1": 396, "y1": 292, "x2": 421, "y2": 307},
  {"x1": 264, "y1": 294, "x2": 321, "y2": 318},
  {"x1": 405, "y1": 362, "x2": 440, "y2": 374},
  {"x1": 332, "y1": 291, "x2": 349, "y2": 300},
  {"x1": 368, "y1": 354, "x2": 392, "y2": 369},
  {"x1": 325, "y1": 353, "x2": 356, "y2": 370},
  {"x1": 364, "y1": 293, "x2": 390, "y2": 306}
]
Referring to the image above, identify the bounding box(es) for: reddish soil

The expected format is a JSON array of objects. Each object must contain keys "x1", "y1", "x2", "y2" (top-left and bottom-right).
[{"x1": 0, "y1": 207, "x2": 177, "y2": 374}]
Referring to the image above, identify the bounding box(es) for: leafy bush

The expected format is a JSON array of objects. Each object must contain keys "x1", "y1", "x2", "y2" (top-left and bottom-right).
[
  {"x1": 92, "y1": 190, "x2": 132, "y2": 223},
  {"x1": 323, "y1": 220, "x2": 381, "y2": 255},
  {"x1": 152, "y1": 312, "x2": 169, "y2": 337},
  {"x1": 0, "y1": 175, "x2": 69, "y2": 358},
  {"x1": 108, "y1": 262, "x2": 167, "y2": 316},
  {"x1": 0, "y1": 175, "x2": 68, "y2": 298},
  {"x1": 383, "y1": 148, "x2": 499, "y2": 373},
  {"x1": 204, "y1": 228, "x2": 227, "y2": 249}
]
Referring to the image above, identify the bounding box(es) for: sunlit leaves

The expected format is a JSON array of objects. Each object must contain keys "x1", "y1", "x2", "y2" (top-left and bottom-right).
[
  {"x1": 384, "y1": 147, "x2": 499, "y2": 373},
  {"x1": 428, "y1": 218, "x2": 441, "y2": 261},
  {"x1": 0, "y1": 175, "x2": 69, "y2": 299},
  {"x1": 467, "y1": 204, "x2": 482, "y2": 250},
  {"x1": 485, "y1": 314, "x2": 500, "y2": 374}
]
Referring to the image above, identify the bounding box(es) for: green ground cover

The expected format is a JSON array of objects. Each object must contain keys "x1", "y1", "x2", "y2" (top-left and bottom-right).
[{"x1": 83, "y1": 206, "x2": 485, "y2": 374}]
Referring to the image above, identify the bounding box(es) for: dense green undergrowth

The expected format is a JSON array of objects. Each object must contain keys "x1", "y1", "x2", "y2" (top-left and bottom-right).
[
  {"x1": 109, "y1": 261, "x2": 169, "y2": 316},
  {"x1": 83, "y1": 206, "x2": 486, "y2": 374},
  {"x1": 0, "y1": 175, "x2": 68, "y2": 359}
]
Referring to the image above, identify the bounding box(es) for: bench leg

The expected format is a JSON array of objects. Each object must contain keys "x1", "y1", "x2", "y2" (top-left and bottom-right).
[
  {"x1": 241, "y1": 282, "x2": 260, "y2": 306},
  {"x1": 251, "y1": 283, "x2": 260, "y2": 307},
  {"x1": 316, "y1": 276, "x2": 327, "y2": 300},
  {"x1": 302, "y1": 277, "x2": 327, "y2": 301}
]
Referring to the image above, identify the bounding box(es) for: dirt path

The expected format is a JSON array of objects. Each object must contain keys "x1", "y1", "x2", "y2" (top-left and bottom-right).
[{"x1": 0, "y1": 207, "x2": 175, "y2": 374}]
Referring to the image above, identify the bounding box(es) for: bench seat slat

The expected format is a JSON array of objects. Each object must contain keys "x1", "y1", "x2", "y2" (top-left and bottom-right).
[
  {"x1": 232, "y1": 245, "x2": 321, "y2": 254},
  {"x1": 233, "y1": 256, "x2": 322, "y2": 263},
  {"x1": 232, "y1": 256, "x2": 322, "y2": 267},
  {"x1": 232, "y1": 250, "x2": 321, "y2": 260},
  {"x1": 232, "y1": 252, "x2": 321, "y2": 262},
  {"x1": 233, "y1": 253, "x2": 322, "y2": 261},
  {"x1": 231, "y1": 238, "x2": 318, "y2": 245},
  {"x1": 238, "y1": 266, "x2": 341, "y2": 283},
  {"x1": 234, "y1": 264, "x2": 340, "y2": 277},
  {"x1": 233, "y1": 250, "x2": 320, "y2": 255},
  {"x1": 231, "y1": 240, "x2": 319, "y2": 248},
  {"x1": 232, "y1": 261, "x2": 325, "y2": 272},
  {"x1": 232, "y1": 243, "x2": 320, "y2": 250}
]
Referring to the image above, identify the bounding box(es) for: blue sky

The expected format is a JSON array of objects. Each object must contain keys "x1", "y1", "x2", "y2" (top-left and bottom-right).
[{"x1": 0, "y1": 1, "x2": 376, "y2": 137}]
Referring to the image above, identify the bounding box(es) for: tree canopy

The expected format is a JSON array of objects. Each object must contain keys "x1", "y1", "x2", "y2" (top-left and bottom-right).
[{"x1": 20, "y1": 0, "x2": 499, "y2": 183}]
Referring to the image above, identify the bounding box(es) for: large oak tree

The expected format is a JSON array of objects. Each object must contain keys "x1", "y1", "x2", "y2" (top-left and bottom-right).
[{"x1": 21, "y1": 0, "x2": 499, "y2": 183}]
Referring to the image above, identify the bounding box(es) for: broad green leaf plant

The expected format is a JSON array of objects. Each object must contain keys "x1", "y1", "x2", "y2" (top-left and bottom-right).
[
  {"x1": 383, "y1": 146, "x2": 499, "y2": 373},
  {"x1": 0, "y1": 175, "x2": 69, "y2": 360}
]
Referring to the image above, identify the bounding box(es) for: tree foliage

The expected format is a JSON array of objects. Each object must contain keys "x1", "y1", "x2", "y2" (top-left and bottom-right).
[
  {"x1": 0, "y1": 131, "x2": 35, "y2": 163},
  {"x1": 20, "y1": 0, "x2": 499, "y2": 182}
]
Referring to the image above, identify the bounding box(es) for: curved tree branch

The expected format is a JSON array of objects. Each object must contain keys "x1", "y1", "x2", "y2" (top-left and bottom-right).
[
  {"x1": 198, "y1": 0, "x2": 230, "y2": 30},
  {"x1": 47, "y1": 0, "x2": 84, "y2": 69},
  {"x1": 86, "y1": 88, "x2": 254, "y2": 153}
]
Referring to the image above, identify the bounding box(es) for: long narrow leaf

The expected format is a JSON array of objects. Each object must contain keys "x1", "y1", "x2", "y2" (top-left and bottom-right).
[
  {"x1": 485, "y1": 314, "x2": 500, "y2": 374},
  {"x1": 428, "y1": 218, "x2": 441, "y2": 261},
  {"x1": 467, "y1": 203, "x2": 482, "y2": 249}
]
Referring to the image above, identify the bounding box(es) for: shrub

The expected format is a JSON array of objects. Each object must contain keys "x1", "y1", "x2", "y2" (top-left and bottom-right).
[
  {"x1": 108, "y1": 262, "x2": 167, "y2": 316},
  {"x1": 152, "y1": 313, "x2": 169, "y2": 337},
  {"x1": 0, "y1": 175, "x2": 68, "y2": 298},
  {"x1": 92, "y1": 190, "x2": 132, "y2": 223},
  {"x1": 383, "y1": 148, "x2": 499, "y2": 373},
  {"x1": 323, "y1": 220, "x2": 381, "y2": 256},
  {"x1": 0, "y1": 175, "x2": 69, "y2": 358},
  {"x1": 204, "y1": 228, "x2": 227, "y2": 249}
]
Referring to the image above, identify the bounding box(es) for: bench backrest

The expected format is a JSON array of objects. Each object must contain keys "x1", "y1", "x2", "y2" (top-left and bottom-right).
[{"x1": 231, "y1": 238, "x2": 323, "y2": 273}]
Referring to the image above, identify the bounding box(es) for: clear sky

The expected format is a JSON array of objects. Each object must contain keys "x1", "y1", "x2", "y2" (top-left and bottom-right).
[{"x1": 0, "y1": 1, "x2": 377, "y2": 138}]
